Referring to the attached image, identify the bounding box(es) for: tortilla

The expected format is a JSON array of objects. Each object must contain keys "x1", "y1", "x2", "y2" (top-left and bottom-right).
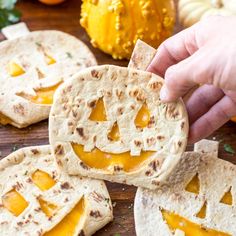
[
  {"x1": 0, "y1": 30, "x2": 97, "y2": 128},
  {"x1": 129, "y1": 39, "x2": 199, "y2": 102},
  {"x1": 49, "y1": 65, "x2": 188, "y2": 189},
  {"x1": 128, "y1": 39, "x2": 156, "y2": 71},
  {"x1": 1, "y1": 22, "x2": 30, "y2": 40},
  {"x1": 0, "y1": 145, "x2": 113, "y2": 235},
  {"x1": 134, "y1": 139, "x2": 236, "y2": 236}
]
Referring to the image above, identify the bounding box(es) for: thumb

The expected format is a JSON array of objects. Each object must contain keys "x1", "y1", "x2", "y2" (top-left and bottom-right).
[{"x1": 160, "y1": 47, "x2": 214, "y2": 102}]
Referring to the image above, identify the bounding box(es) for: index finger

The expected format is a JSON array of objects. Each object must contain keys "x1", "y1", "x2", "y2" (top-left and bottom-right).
[{"x1": 147, "y1": 24, "x2": 199, "y2": 77}]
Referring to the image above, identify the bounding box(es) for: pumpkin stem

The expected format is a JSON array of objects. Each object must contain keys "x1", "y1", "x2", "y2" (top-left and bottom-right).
[{"x1": 211, "y1": 0, "x2": 223, "y2": 8}]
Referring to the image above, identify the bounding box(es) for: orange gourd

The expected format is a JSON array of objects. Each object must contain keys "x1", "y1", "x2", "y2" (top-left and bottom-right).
[
  {"x1": 80, "y1": 0, "x2": 175, "y2": 59},
  {"x1": 38, "y1": 0, "x2": 65, "y2": 5},
  {"x1": 231, "y1": 117, "x2": 236, "y2": 122}
]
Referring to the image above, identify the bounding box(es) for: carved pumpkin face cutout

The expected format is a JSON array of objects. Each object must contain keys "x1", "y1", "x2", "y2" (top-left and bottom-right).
[
  {"x1": 0, "y1": 146, "x2": 112, "y2": 235},
  {"x1": 134, "y1": 140, "x2": 236, "y2": 236},
  {"x1": 0, "y1": 30, "x2": 97, "y2": 128},
  {"x1": 49, "y1": 65, "x2": 188, "y2": 189}
]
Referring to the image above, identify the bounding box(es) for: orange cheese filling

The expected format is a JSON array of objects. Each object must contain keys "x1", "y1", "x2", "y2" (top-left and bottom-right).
[
  {"x1": 220, "y1": 188, "x2": 233, "y2": 205},
  {"x1": 108, "y1": 122, "x2": 120, "y2": 141},
  {"x1": 73, "y1": 100, "x2": 154, "y2": 172},
  {"x1": 2, "y1": 190, "x2": 28, "y2": 216},
  {"x1": 44, "y1": 197, "x2": 85, "y2": 236},
  {"x1": 8, "y1": 62, "x2": 25, "y2": 77},
  {"x1": 196, "y1": 202, "x2": 206, "y2": 219},
  {"x1": 45, "y1": 54, "x2": 56, "y2": 65},
  {"x1": 39, "y1": 198, "x2": 58, "y2": 217},
  {"x1": 0, "y1": 112, "x2": 13, "y2": 125},
  {"x1": 135, "y1": 103, "x2": 150, "y2": 128},
  {"x1": 32, "y1": 170, "x2": 56, "y2": 191},
  {"x1": 185, "y1": 174, "x2": 200, "y2": 194},
  {"x1": 89, "y1": 97, "x2": 107, "y2": 121},
  {"x1": 72, "y1": 143, "x2": 154, "y2": 172},
  {"x1": 161, "y1": 210, "x2": 230, "y2": 236},
  {"x1": 18, "y1": 83, "x2": 61, "y2": 105}
]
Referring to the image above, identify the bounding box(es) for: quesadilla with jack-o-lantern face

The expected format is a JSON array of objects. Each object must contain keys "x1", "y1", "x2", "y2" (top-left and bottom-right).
[
  {"x1": 134, "y1": 139, "x2": 236, "y2": 236},
  {"x1": 49, "y1": 65, "x2": 188, "y2": 189},
  {"x1": 0, "y1": 145, "x2": 113, "y2": 235},
  {"x1": 0, "y1": 30, "x2": 97, "y2": 128}
]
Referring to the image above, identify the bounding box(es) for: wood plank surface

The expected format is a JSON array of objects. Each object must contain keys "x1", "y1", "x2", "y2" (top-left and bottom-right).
[{"x1": 0, "y1": 0, "x2": 236, "y2": 235}]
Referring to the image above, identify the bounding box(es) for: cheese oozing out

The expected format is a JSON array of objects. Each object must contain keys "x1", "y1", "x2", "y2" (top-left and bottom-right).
[{"x1": 0, "y1": 112, "x2": 14, "y2": 125}]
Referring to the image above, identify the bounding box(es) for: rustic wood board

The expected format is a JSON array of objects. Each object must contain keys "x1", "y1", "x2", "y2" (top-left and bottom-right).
[{"x1": 0, "y1": 0, "x2": 236, "y2": 235}]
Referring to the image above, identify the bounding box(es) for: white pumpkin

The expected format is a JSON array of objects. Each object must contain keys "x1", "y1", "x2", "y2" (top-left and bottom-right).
[{"x1": 179, "y1": 0, "x2": 236, "y2": 28}]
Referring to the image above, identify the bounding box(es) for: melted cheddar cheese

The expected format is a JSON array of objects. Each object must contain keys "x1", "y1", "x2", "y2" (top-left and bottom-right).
[
  {"x1": 162, "y1": 210, "x2": 230, "y2": 236},
  {"x1": 73, "y1": 99, "x2": 154, "y2": 172},
  {"x1": 2, "y1": 190, "x2": 28, "y2": 216}
]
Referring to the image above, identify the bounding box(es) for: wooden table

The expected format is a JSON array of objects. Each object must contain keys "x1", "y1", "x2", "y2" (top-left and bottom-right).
[{"x1": 0, "y1": 0, "x2": 236, "y2": 235}]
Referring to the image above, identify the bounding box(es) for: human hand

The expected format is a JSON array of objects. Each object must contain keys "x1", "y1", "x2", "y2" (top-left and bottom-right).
[{"x1": 147, "y1": 16, "x2": 236, "y2": 144}]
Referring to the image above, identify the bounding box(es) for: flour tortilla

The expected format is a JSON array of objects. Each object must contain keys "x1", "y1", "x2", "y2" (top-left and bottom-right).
[
  {"x1": 49, "y1": 65, "x2": 188, "y2": 189},
  {"x1": 128, "y1": 39, "x2": 198, "y2": 102},
  {"x1": 0, "y1": 30, "x2": 97, "y2": 128},
  {"x1": 128, "y1": 39, "x2": 156, "y2": 71},
  {"x1": 1, "y1": 22, "x2": 30, "y2": 40},
  {"x1": 0, "y1": 146, "x2": 113, "y2": 235},
  {"x1": 134, "y1": 139, "x2": 236, "y2": 236}
]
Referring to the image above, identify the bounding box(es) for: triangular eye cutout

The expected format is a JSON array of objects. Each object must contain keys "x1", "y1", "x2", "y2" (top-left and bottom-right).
[
  {"x1": 220, "y1": 187, "x2": 233, "y2": 205},
  {"x1": 89, "y1": 97, "x2": 107, "y2": 121},
  {"x1": 185, "y1": 174, "x2": 200, "y2": 194},
  {"x1": 196, "y1": 201, "x2": 207, "y2": 219},
  {"x1": 38, "y1": 197, "x2": 58, "y2": 217},
  {"x1": 108, "y1": 122, "x2": 120, "y2": 141},
  {"x1": 44, "y1": 53, "x2": 56, "y2": 65},
  {"x1": 8, "y1": 61, "x2": 25, "y2": 77},
  {"x1": 135, "y1": 103, "x2": 150, "y2": 128}
]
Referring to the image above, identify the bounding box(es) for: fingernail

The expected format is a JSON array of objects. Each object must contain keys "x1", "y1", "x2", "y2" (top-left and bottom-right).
[{"x1": 160, "y1": 86, "x2": 169, "y2": 102}]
